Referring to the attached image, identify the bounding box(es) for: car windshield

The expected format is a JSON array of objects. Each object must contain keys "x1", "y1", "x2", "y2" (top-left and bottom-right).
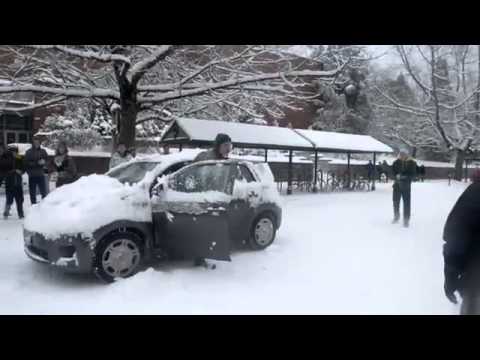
[{"x1": 108, "y1": 162, "x2": 158, "y2": 184}]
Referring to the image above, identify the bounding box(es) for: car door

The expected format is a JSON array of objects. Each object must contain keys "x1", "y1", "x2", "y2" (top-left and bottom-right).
[
  {"x1": 151, "y1": 162, "x2": 234, "y2": 261},
  {"x1": 228, "y1": 164, "x2": 259, "y2": 247}
]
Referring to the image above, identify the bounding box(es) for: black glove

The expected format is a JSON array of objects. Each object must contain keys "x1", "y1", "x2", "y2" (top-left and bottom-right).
[{"x1": 444, "y1": 266, "x2": 462, "y2": 304}]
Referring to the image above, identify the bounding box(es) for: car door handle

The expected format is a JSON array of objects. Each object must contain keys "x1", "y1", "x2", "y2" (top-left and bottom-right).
[{"x1": 206, "y1": 206, "x2": 226, "y2": 212}]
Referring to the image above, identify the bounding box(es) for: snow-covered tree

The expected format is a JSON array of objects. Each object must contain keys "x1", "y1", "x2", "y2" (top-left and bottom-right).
[
  {"x1": 374, "y1": 45, "x2": 480, "y2": 179},
  {"x1": 39, "y1": 103, "x2": 104, "y2": 149},
  {"x1": 306, "y1": 46, "x2": 373, "y2": 133},
  {"x1": 0, "y1": 45, "x2": 351, "y2": 149}
]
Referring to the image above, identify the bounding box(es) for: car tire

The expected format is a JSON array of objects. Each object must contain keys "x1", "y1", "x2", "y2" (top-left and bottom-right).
[
  {"x1": 93, "y1": 232, "x2": 143, "y2": 283},
  {"x1": 248, "y1": 213, "x2": 276, "y2": 251}
]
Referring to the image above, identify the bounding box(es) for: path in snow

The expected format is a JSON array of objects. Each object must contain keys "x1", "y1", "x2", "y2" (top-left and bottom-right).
[{"x1": 0, "y1": 181, "x2": 467, "y2": 314}]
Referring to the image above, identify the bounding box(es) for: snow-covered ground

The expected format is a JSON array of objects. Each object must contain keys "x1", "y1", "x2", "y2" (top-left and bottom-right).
[{"x1": 0, "y1": 181, "x2": 467, "y2": 314}]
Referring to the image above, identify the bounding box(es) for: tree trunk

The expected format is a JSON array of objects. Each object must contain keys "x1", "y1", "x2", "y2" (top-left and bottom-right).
[
  {"x1": 454, "y1": 149, "x2": 466, "y2": 181},
  {"x1": 118, "y1": 103, "x2": 138, "y2": 150}
]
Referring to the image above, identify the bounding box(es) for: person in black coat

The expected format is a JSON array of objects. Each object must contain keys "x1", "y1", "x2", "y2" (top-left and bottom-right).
[
  {"x1": 2, "y1": 145, "x2": 25, "y2": 219},
  {"x1": 419, "y1": 165, "x2": 426, "y2": 182},
  {"x1": 24, "y1": 138, "x2": 49, "y2": 204},
  {"x1": 365, "y1": 161, "x2": 374, "y2": 182},
  {"x1": 0, "y1": 143, "x2": 7, "y2": 189},
  {"x1": 391, "y1": 150, "x2": 417, "y2": 227},
  {"x1": 443, "y1": 169, "x2": 480, "y2": 314}
]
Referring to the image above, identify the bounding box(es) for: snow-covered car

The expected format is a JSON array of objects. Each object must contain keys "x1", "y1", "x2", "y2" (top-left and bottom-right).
[{"x1": 23, "y1": 150, "x2": 282, "y2": 283}]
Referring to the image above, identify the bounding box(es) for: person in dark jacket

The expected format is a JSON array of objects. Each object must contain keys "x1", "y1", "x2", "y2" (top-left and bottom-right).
[
  {"x1": 419, "y1": 165, "x2": 426, "y2": 182},
  {"x1": 2, "y1": 145, "x2": 25, "y2": 219},
  {"x1": 365, "y1": 161, "x2": 374, "y2": 182},
  {"x1": 191, "y1": 133, "x2": 232, "y2": 269},
  {"x1": 382, "y1": 160, "x2": 390, "y2": 183},
  {"x1": 443, "y1": 169, "x2": 480, "y2": 314},
  {"x1": 0, "y1": 143, "x2": 7, "y2": 189},
  {"x1": 194, "y1": 133, "x2": 232, "y2": 162},
  {"x1": 391, "y1": 149, "x2": 417, "y2": 227},
  {"x1": 50, "y1": 142, "x2": 77, "y2": 188},
  {"x1": 25, "y1": 138, "x2": 49, "y2": 204}
]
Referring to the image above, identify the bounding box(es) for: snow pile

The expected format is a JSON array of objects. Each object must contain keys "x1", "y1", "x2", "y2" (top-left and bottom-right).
[
  {"x1": 0, "y1": 180, "x2": 465, "y2": 314},
  {"x1": 24, "y1": 175, "x2": 151, "y2": 239}
]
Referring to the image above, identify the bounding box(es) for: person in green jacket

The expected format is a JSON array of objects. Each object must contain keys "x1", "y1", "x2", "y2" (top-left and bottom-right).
[{"x1": 391, "y1": 149, "x2": 417, "y2": 228}]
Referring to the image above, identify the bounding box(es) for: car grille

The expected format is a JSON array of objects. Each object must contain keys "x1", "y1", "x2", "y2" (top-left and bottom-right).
[{"x1": 27, "y1": 245, "x2": 49, "y2": 261}]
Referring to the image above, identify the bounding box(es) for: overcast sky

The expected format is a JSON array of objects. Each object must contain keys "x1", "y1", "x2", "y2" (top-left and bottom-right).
[{"x1": 365, "y1": 45, "x2": 401, "y2": 69}]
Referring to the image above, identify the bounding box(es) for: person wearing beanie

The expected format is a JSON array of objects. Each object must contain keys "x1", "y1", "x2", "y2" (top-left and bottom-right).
[
  {"x1": 443, "y1": 168, "x2": 480, "y2": 314},
  {"x1": 192, "y1": 133, "x2": 232, "y2": 269},
  {"x1": 193, "y1": 133, "x2": 232, "y2": 163},
  {"x1": 25, "y1": 138, "x2": 49, "y2": 204},
  {"x1": 391, "y1": 149, "x2": 417, "y2": 227}
]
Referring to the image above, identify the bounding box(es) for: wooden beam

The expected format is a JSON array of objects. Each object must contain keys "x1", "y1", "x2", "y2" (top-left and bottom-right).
[
  {"x1": 287, "y1": 150, "x2": 293, "y2": 195},
  {"x1": 347, "y1": 152, "x2": 351, "y2": 190},
  {"x1": 372, "y1": 152, "x2": 377, "y2": 191},
  {"x1": 313, "y1": 150, "x2": 318, "y2": 193}
]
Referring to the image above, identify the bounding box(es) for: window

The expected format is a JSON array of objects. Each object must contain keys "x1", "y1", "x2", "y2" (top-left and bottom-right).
[
  {"x1": 239, "y1": 165, "x2": 256, "y2": 183},
  {"x1": 172, "y1": 163, "x2": 231, "y2": 194},
  {"x1": 108, "y1": 162, "x2": 158, "y2": 184},
  {"x1": 18, "y1": 133, "x2": 29, "y2": 143},
  {"x1": 163, "y1": 161, "x2": 191, "y2": 176}
]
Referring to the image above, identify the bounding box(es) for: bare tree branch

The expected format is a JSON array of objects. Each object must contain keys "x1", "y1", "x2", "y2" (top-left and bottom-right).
[{"x1": 27, "y1": 45, "x2": 131, "y2": 64}]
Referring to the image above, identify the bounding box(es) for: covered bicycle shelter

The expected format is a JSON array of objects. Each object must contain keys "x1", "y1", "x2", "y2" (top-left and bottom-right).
[{"x1": 160, "y1": 117, "x2": 394, "y2": 194}]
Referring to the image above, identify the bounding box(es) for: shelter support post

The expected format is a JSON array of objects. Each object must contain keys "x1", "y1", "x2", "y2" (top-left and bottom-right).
[
  {"x1": 265, "y1": 149, "x2": 268, "y2": 163},
  {"x1": 287, "y1": 150, "x2": 293, "y2": 195},
  {"x1": 313, "y1": 150, "x2": 318, "y2": 193},
  {"x1": 465, "y1": 159, "x2": 469, "y2": 182},
  {"x1": 179, "y1": 144, "x2": 183, "y2": 152},
  {"x1": 372, "y1": 152, "x2": 377, "y2": 191},
  {"x1": 347, "y1": 152, "x2": 351, "y2": 190}
]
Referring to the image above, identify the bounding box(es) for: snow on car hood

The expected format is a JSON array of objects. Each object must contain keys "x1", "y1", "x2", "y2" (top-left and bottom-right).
[{"x1": 24, "y1": 175, "x2": 151, "y2": 239}]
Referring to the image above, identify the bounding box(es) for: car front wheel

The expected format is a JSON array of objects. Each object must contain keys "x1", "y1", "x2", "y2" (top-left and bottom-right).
[
  {"x1": 249, "y1": 214, "x2": 276, "y2": 250},
  {"x1": 94, "y1": 232, "x2": 143, "y2": 283}
]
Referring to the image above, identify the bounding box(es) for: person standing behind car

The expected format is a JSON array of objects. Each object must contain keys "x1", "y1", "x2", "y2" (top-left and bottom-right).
[
  {"x1": 2, "y1": 145, "x2": 25, "y2": 219},
  {"x1": 25, "y1": 138, "x2": 49, "y2": 204},
  {"x1": 109, "y1": 142, "x2": 133, "y2": 170},
  {"x1": 194, "y1": 133, "x2": 232, "y2": 162},
  {"x1": 392, "y1": 149, "x2": 417, "y2": 227},
  {"x1": 192, "y1": 133, "x2": 233, "y2": 269},
  {"x1": 49, "y1": 142, "x2": 77, "y2": 189},
  {"x1": 443, "y1": 169, "x2": 480, "y2": 314}
]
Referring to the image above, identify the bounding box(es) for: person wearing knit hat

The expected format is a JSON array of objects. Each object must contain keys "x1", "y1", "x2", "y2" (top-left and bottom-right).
[
  {"x1": 193, "y1": 133, "x2": 232, "y2": 163},
  {"x1": 443, "y1": 167, "x2": 480, "y2": 314},
  {"x1": 191, "y1": 133, "x2": 233, "y2": 269}
]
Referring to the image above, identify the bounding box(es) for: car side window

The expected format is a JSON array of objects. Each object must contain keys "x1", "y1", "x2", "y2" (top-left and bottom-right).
[
  {"x1": 172, "y1": 163, "x2": 232, "y2": 194},
  {"x1": 163, "y1": 161, "x2": 191, "y2": 176},
  {"x1": 239, "y1": 165, "x2": 256, "y2": 183}
]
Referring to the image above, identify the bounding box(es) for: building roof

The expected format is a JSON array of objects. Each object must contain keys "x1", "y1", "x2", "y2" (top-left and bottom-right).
[
  {"x1": 294, "y1": 129, "x2": 393, "y2": 154},
  {"x1": 161, "y1": 117, "x2": 393, "y2": 154}
]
